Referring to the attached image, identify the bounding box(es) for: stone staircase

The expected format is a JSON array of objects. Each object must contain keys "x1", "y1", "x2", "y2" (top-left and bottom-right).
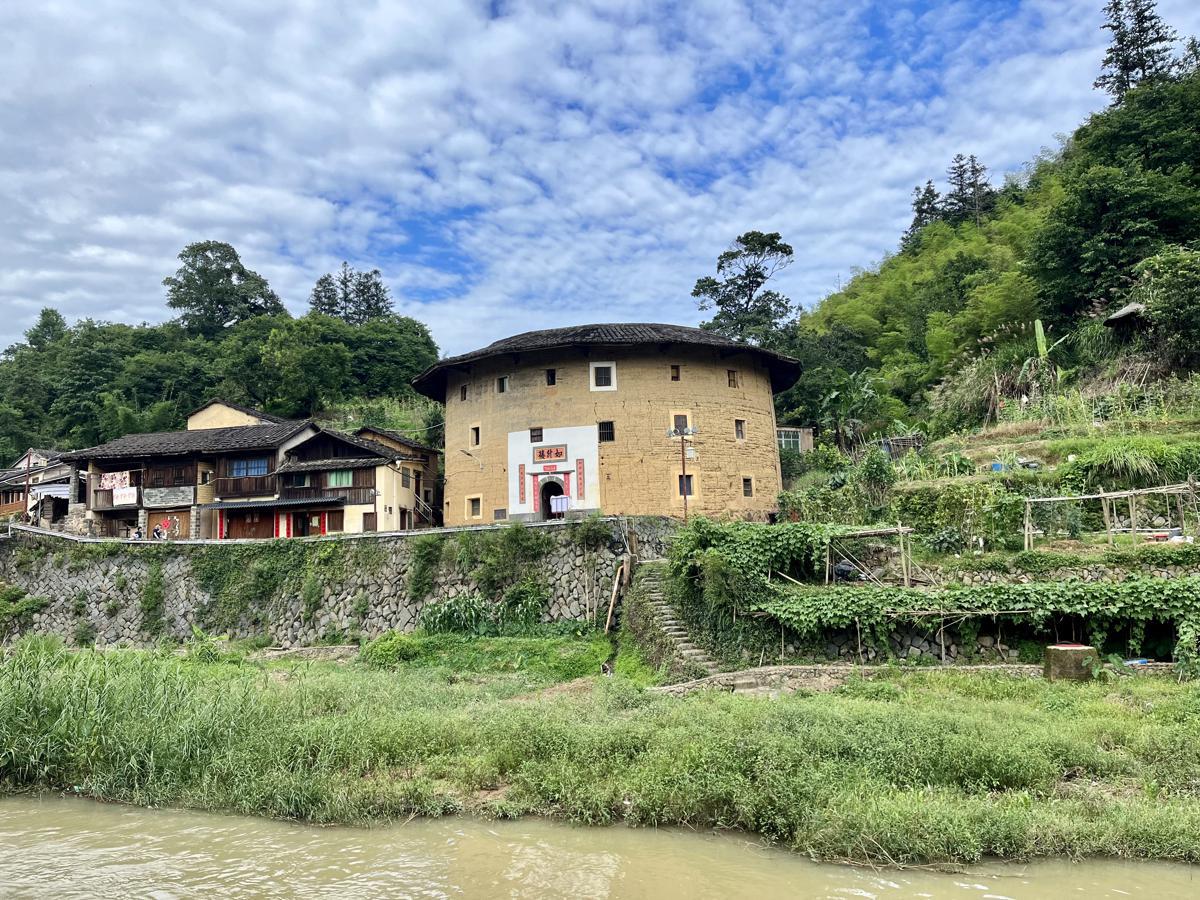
[{"x1": 638, "y1": 562, "x2": 720, "y2": 676}]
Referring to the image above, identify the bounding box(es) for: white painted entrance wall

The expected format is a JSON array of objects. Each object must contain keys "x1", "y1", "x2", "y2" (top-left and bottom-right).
[{"x1": 507, "y1": 425, "x2": 601, "y2": 517}]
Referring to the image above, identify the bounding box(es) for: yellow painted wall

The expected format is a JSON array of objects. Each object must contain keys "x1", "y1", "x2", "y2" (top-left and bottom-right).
[
  {"x1": 441, "y1": 345, "x2": 783, "y2": 526},
  {"x1": 187, "y1": 404, "x2": 269, "y2": 431}
]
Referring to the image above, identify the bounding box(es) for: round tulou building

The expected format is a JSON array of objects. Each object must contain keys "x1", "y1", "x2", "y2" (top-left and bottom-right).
[{"x1": 413, "y1": 323, "x2": 801, "y2": 526}]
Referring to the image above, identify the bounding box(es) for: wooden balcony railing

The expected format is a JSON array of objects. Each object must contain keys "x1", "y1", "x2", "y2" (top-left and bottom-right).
[
  {"x1": 214, "y1": 475, "x2": 277, "y2": 498},
  {"x1": 91, "y1": 487, "x2": 140, "y2": 510},
  {"x1": 279, "y1": 485, "x2": 375, "y2": 506}
]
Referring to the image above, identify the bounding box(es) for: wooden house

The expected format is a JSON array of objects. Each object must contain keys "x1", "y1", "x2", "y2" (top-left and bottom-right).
[{"x1": 61, "y1": 401, "x2": 441, "y2": 539}]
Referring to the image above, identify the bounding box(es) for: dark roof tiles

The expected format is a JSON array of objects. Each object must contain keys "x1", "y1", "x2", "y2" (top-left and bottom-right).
[
  {"x1": 62, "y1": 421, "x2": 313, "y2": 461},
  {"x1": 412, "y1": 322, "x2": 800, "y2": 398}
]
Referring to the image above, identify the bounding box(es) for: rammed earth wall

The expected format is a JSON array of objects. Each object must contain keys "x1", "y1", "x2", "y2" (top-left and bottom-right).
[{"x1": 0, "y1": 518, "x2": 675, "y2": 648}]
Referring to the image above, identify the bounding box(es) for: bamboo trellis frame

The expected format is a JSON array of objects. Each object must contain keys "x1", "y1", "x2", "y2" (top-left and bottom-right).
[{"x1": 1022, "y1": 479, "x2": 1200, "y2": 550}]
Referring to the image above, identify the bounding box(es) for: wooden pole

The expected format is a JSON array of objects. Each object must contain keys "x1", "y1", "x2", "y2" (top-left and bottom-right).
[
  {"x1": 899, "y1": 524, "x2": 910, "y2": 588},
  {"x1": 1101, "y1": 497, "x2": 1113, "y2": 545},
  {"x1": 825, "y1": 540, "x2": 832, "y2": 585},
  {"x1": 1024, "y1": 501, "x2": 1032, "y2": 551},
  {"x1": 1128, "y1": 494, "x2": 1137, "y2": 543}
]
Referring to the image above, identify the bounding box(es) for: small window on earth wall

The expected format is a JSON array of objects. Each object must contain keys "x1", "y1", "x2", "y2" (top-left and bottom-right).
[
  {"x1": 743, "y1": 477, "x2": 754, "y2": 497},
  {"x1": 469, "y1": 497, "x2": 481, "y2": 517},
  {"x1": 471, "y1": 426, "x2": 481, "y2": 446},
  {"x1": 460, "y1": 384, "x2": 468, "y2": 401},
  {"x1": 598, "y1": 421, "x2": 615, "y2": 442},
  {"x1": 530, "y1": 427, "x2": 543, "y2": 443},
  {"x1": 497, "y1": 376, "x2": 508, "y2": 393},
  {"x1": 678, "y1": 474, "x2": 694, "y2": 496},
  {"x1": 670, "y1": 365, "x2": 680, "y2": 381},
  {"x1": 545, "y1": 369, "x2": 556, "y2": 385},
  {"x1": 727, "y1": 369, "x2": 739, "y2": 388},
  {"x1": 593, "y1": 366, "x2": 612, "y2": 387}
]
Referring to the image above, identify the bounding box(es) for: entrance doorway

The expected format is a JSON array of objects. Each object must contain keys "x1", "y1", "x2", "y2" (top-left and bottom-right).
[{"x1": 540, "y1": 479, "x2": 565, "y2": 520}]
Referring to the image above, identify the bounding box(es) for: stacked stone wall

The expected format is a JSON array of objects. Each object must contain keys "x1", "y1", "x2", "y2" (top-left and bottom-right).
[{"x1": 0, "y1": 518, "x2": 674, "y2": 648}]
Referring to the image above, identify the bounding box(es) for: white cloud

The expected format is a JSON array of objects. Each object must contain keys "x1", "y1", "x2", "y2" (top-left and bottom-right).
[{"x1": 2, "y1": 0, "x2": 1198, "y2": 357}]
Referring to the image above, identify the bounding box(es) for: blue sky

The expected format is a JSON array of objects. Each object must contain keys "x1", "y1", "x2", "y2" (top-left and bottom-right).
[{"x1": 1, "y1": 0, "x2": 1198, "y2": 356}]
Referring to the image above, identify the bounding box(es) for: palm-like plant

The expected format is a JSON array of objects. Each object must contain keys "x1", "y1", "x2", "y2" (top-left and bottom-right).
[{"x1": 820, "y1": 371, "x2": 880, "y2": 450}]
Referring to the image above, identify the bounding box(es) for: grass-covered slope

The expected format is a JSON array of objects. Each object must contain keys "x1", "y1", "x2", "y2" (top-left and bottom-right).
[{"x1": 5, "y1": 637, "x2": 1200, "y2": 864}]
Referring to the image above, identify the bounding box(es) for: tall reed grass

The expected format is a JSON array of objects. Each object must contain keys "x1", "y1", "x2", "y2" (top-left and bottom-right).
[{"x1": 4, "y1": 637, "x2": 1200, "y2": 864}]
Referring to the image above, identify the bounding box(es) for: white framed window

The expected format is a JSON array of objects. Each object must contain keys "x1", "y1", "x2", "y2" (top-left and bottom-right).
[
  {"x1": 777, "y1": 427, "x2": 811, "y2": 452},
  {"x1": 497, "y1": 375, "x2": 509, "y2": 394},
  {"x1": 589, "y1": 361, "x2": 617, "y2": 391}
]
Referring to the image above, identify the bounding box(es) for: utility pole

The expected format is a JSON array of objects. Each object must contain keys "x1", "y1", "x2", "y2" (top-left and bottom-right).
[{"x1": 666, "y1": 426, "x2": 698, "y2": 522}]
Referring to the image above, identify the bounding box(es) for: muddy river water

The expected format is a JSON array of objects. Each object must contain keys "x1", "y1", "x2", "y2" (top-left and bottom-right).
[{"x1": 0, "y1": 796, "x2": 1197, "y2": 898}]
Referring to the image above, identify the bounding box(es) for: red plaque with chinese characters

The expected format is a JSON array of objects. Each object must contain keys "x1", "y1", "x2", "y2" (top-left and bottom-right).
[{"x1": 533, "y1": 445, "x2": 567, "y2": 462}]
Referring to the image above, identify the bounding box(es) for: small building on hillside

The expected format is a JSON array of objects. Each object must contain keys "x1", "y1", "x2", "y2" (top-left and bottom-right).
[
  {"x1": 412, "y1": 323, "x2": 801, "y2": 525},
  {"x1": 61, "y1": 401, "x2": 439, "y2": 539}
]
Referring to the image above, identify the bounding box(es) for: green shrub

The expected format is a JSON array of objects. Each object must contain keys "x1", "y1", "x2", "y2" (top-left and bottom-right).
[
  {"x1": 360, "y1": 631, "x2": 422, "y2": 666},
  {"x1": 72, "y1": 620, "x2": 97, "y2": 647},
  {"x1": 139, "y1": 560, "x2": 166, "y2": 636},
  {"x1": 0, "y1": 584, "x2": 48, "y2": 640},
  {"x1": 567, "y1": 513, "x2": 613, "y2": 551},
  {"x1": 300, "y1": 573, "x2": 322, "y2": 623},
  {"x1": 407, "y1": 534, "x2": 445, "y2": 602}
]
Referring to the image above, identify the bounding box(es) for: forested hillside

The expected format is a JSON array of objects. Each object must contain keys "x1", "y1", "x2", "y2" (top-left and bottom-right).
[
  {"x1": 707, "y1": 4, "x2": 1200, "y2": 444},
  {"x1": 0, "y1": 245, "x2": 439, "y2": 462}
]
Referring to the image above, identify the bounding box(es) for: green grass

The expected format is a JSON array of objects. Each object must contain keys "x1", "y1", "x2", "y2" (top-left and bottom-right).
[{"x1": 4, "y1": 636, "x2": 1200, "y2": 865}]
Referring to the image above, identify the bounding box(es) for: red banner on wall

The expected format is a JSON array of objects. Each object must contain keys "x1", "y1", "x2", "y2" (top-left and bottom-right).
[
  {"x1": 576, "y1": 459, "x2": 585, "y2": 500},
  {"x1": 519, "y1": 465, "x2": 526, "y2": 504}
]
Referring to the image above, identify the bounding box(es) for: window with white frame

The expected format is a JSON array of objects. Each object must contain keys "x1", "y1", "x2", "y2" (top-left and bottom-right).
[{"x1": 589, "y1": 361, "x2": 617, "y2": 391}]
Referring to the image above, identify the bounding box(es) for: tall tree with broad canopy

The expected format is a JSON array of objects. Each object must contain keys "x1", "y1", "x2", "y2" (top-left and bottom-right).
[
  {"x1": 163, "y1": 241, "x2": 285, "y2": 337},
  {"x1": 693, "y1": 231, "x2": 794, "y2": 346}
]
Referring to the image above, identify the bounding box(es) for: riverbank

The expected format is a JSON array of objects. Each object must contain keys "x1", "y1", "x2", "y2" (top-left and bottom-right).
[
  {"x1": 4, "y1": 795, "x2": 1198, "y2": 899},
  {"x1": 4, "y1": 635, "x2": 1200, "y2": 865}
]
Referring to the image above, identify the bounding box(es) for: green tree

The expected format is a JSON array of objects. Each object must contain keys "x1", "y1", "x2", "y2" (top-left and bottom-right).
[
  {"x1": 1029, "y1": 163, "x2": 1200, "y2": 319},
  {"x1": 309, "y1": 262, "x2": 395, "y2": 325},
  {"x1": 164, "y1": 241, "x2": 285, "y2": 337},
  {"x1": 1136, "y1": 246, "x2": 1200, "y2": 364},
  {"x1": 1095, "y1": 0, "x2": 1179, "y2": 101},
  {"x1": 901, "y1": 181, "x2": 941, "y2": 252},
  {"x1": 22, "y1": 308, "x2": 67, "y2": 352},
  {"x1": 693, "y1": 231, "x2": 794, "y2": 346},
  {"x1": 261, "y1": 316, "x2": 353, "y2": 416}
]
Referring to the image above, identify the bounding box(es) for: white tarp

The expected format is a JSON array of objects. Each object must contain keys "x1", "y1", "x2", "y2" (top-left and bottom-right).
[
  {"x1": 29, "y1": 484, "x2": 70, "y2": 499},
  {"x1": 113, "y1": 486, "x2": 138, "y2": 506}
]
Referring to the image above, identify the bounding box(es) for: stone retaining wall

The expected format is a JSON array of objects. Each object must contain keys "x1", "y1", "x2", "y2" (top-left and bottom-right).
[{"x1": 0, "y1": 518, "x2": 675, "y2": 648}]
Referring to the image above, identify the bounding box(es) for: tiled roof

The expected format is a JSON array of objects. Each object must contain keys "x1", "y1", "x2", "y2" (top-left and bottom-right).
[
  {"x1": 62, "y1": 421, "x2": 313, "y2": 461},
  {"x1": 411, "y1": 322, "x2": 801, "y2": 398},
  {"x1": 353, "y1": 425, "x2": 438, "y2": 455},
  {"x1": 274, "y1": 457, "x2": 381, "y2": 474},
  {"x1": 197, "y1": 496, "x2": 346, "y2": 511}
]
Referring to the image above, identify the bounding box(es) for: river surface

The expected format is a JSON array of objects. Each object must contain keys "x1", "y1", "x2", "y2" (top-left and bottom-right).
[{"x1": 1, "y1": 796, "x2": 1198, "y2": 899}]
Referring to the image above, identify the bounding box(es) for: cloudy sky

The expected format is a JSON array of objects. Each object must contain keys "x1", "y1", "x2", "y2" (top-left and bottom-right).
[{"x1": 2, "y1": 0, "x2": 1197, "y2": 356}]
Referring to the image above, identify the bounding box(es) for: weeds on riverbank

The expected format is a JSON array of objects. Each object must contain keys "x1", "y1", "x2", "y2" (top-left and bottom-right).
[{"x1": 4, "y1": 636, "x2": 1200, "y2": 865}]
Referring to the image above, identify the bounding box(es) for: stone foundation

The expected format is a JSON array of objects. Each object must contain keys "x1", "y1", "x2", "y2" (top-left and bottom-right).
[{"x1": 0, "y1": 518, "x2": 674, "y2": 648}]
